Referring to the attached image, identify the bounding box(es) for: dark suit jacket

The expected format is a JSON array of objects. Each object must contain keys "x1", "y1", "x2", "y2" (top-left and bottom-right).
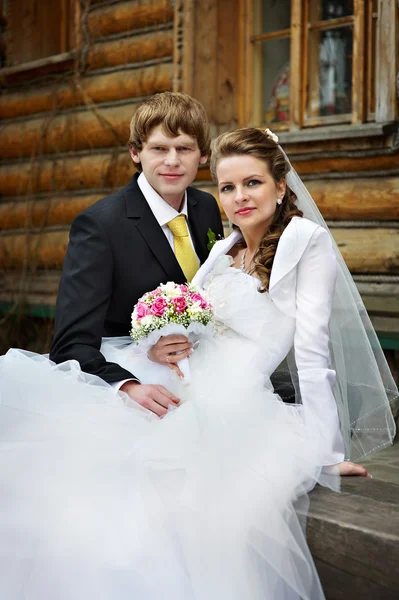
[{"x1": 50, "y1": 174, "x2": 224, "y2": 383}]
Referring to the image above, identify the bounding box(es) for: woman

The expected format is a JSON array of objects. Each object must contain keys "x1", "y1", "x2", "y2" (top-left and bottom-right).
[{"x1": 0, "y1": 128, "x2": 396, "y2": 599}]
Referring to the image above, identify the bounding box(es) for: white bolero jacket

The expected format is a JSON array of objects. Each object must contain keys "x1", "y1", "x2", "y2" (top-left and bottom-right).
[{"x1": 193, "y1": 217, "x2": 345, "y2": 466}]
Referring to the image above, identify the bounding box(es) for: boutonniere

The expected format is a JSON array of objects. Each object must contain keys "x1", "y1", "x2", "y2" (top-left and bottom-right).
[{"x1": 207, "y1": 228, "x2": 223, "y2": 251}]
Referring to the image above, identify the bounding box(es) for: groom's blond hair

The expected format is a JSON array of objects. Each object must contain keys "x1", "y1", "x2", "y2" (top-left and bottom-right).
[{"x1": 128, "y1": 92, "x2": 211, "y2": 170}]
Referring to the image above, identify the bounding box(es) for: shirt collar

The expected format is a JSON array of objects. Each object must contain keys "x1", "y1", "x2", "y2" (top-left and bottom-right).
[{"x1": 137, "y1": 172, "x2": 188, "y2": 226}]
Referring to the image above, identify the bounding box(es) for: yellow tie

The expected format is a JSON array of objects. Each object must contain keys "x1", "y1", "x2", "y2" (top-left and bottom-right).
[{"x1": 167, "y1": 215, "x2": 199, "y2": 282}]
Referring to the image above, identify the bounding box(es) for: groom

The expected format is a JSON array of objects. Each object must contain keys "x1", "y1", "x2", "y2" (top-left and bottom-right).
[{"x1": 50, "y1": 92, "x2": 224, "y2": 415}]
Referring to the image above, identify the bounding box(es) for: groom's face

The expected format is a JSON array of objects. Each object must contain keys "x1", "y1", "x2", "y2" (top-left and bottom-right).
[{"x1": 130, "y1": 125, "x2": 208, "y2": 210}]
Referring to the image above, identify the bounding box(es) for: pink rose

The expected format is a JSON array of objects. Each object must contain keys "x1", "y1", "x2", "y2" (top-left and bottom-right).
[
  {"x1": 190, "y1": 293, "x2": 208, "y2": 309},
  {"x1": 172, "y1": 296, "x2": 187, "y2": 313},
  {"x1": 151, "y1": 296, "x2": 168, "y2": 317},
  {"x1": 136, "y1": 302, "x2": 151, "y2": 320},
  {"x1": 179, "y1": 285, "x2": 189, "y2": 293}
]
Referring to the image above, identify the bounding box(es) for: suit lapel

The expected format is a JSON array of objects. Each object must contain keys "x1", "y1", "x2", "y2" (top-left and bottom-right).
[
  {"x1": 125, "y1": 177, "x2": 185, "y2": 282},
  {"x1": 187, "y1": 191, "x2": 209, "y2": 265}
]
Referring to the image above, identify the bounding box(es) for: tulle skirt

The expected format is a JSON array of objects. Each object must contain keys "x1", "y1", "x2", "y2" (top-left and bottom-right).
[{"x1": 0, "y1": 338, "x2": 329, "y2": 599}]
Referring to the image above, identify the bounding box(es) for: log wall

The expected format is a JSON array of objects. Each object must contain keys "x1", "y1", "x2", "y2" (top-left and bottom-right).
[{"x1": 0, "y1": 0, "x2": 175, "y2": 316}]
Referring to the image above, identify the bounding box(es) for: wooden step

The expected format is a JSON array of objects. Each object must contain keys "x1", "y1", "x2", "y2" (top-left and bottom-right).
[{"x1": 308, "y1": 444, "x2": 399, "y2": 599}]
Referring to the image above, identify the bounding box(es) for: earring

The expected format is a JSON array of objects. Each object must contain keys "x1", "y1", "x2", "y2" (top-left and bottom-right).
[{"x1": 276, "y1": 198, "x2": 282, "y2": 205}]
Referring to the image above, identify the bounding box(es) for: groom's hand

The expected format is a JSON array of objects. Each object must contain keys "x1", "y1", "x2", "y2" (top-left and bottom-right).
[{"x1": 120, "y1": 381, "x2": 180, "y2": 417}]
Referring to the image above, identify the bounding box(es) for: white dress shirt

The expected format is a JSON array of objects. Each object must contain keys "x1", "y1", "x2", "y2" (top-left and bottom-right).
[
  {"x1": 137, "y1": 172, "x2": 199, "y2": 259},
  {"x1": 111, "y1": 173, "x2": 198, "y2": 392}
]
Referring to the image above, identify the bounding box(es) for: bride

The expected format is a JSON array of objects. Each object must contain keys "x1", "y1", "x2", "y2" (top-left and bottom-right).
[{"x1": 0, "y1": 128, "x2": 396, "y2": 600}]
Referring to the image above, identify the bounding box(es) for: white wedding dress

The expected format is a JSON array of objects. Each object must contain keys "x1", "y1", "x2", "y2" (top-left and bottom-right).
[{"x1": 0, "y1": 219, "x2": 343, "y2": 600}]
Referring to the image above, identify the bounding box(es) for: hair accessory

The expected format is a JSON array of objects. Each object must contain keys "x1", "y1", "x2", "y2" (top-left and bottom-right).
[{"x1": 264, "y1": 128, "x2": 279, "y2": 144}]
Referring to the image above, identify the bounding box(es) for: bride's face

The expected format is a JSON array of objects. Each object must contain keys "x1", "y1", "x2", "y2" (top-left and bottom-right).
[{"x1": 216, "y1": 155, "x2": 285, "y2": 235}]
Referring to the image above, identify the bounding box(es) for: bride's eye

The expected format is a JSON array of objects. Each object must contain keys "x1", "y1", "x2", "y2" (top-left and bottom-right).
[
  {"x1": 220, "y1": 184, "x2": 234, "y2": 193},
  {"x1": 248, "y1": 179, "x2": 261, "y2": 187}
]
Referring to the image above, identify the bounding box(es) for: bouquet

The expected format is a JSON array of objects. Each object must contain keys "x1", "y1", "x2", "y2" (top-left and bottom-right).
[{"x1": 130, "y1": 282, "x2": 214, "y2": 382}]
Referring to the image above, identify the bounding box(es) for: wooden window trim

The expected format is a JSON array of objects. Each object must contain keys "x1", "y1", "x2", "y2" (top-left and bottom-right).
[
  {"x1": 352, "y1": 0, "x2": 366, "y2": 124},
  {"x1": 0, "y1": 51, "x2": 76, "y2": 85},
  {"x1": 375, "y1": 0, "x2": 398, "y2": 123},
  {"x1": 0, "y1": 0, "x2": 79, "y2": 80},
  {"x1": 277, "y1": 120, "x2": 398, "y2": 145},
  {"x1": 251, "y1": 29, "x2": 291, "y2": 42},
  {"x1": 308, "y1": 15, "x2": 354, "y2": 31},
  {"x1": 238, "y1": 0, "x2": 398, "y2": 139},
  {"x1": 366, "y1": 1, "x2": 378, "y2": 121},
  {"x1": 238, "y1": 0, "x2": 255, "y2": 126}
]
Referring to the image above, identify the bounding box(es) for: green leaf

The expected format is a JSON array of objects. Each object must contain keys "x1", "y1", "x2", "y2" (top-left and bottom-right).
[{"x1": 207, "y1": 228, "x2": 217, "y2": 251}]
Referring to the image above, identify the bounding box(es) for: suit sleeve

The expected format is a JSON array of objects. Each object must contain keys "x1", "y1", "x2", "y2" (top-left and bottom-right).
[
  {"x1": 294, "y1": 228, "x2": 345, "y2": 466},
  {"x1": 50, "y1": 212, "x2": 138, "y2": 383}
]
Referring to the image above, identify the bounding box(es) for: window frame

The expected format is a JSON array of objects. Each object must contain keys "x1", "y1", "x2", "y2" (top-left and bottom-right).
[
  {"x1": 0, "y1": 0, "x2": 78, "y2": 82},
  {"x1": 238, "y1": 0, "x2": 398, "y2": 133}
]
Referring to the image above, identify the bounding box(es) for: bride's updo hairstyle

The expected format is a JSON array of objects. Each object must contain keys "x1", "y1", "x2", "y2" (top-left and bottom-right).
[{"x1": 210, "y1": 128, "x2": 302, "y2": 292}]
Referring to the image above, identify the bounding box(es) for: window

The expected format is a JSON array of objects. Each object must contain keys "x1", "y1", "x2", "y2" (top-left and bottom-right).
[
  {"x1": 252, "y1": 0, "x2": 291, "y2": 127},
  {"x1": 305, "y1": 0, "x2": 355, "y2": 124},
  {"x1": 240, "y1": 0, "x2": 397, "y2": 131},
  {"x1": 1, "y1": 0, "x2": 76, "y2": 69}
]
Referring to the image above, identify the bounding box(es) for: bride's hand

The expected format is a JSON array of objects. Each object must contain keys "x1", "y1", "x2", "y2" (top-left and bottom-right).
[
  {"x1": 337, "y1": 461, "x2": 371, "y2": 478},
  {"x1": 147, "y1": 335, "x2": 193, "y2": 377}
]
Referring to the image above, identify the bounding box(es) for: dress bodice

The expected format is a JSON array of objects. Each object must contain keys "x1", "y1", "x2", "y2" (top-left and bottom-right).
[{"x1": 203, "y1": 255, "x2": 296, "y2": 376}]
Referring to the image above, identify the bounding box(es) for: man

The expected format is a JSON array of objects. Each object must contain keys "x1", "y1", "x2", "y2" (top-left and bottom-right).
[{"x1": 50, "y1": 92, "x2": 224, "y2": 416}]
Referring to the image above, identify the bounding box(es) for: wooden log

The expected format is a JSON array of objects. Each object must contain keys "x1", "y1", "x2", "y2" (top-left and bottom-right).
[
  {"x1": 87, "y1": 29, "x2": 173, "y2": 71},
  {"x1": 0, "y1": 152, "x2": 133, "y2": 196},
  {"x1": 0, "y1": 63, "x2": 172, "y2": 119},
  {"x1": 88, "y1": 0, "x2": 173, "y2": 39},
  {"x1": 332, "y1": 228, "x2": 399, "y2": 273},
  {"x1": 0, "y1": 270, "x2": 60, "y2": 307},
  {"x1": 198, "y1": 177, "x2": 399, "y2": 221},
  {"x1": 197, "y1": 152, "x2": 399, "y2": 182},
  {"x1": 1, "y1": 227, "x2": 397, "y2": 273},
  {"x1": 2, "y1": 173, "x2": 399, "y2": 227},
  {"x1": 0, "y1": 230, "x2": 70, "y2": 269},
  {"x1": 0, "y1": 152, "x2": 209, "y2": 197},
  {"x1": 195, "y1": 154, "x2": 399, "y2": 181},
  {"x1": 0, "y1": 104, "x2": 134, "y2": 159},
  {"x1": 293, "y1": 154, "x2": 399, "y2": 176},
  {"x1": 0, "y1": 195, "x2": 102, "y2": 229},
  {"x1": 302, "y1": 178, "x2": 399, "y2": 220}
]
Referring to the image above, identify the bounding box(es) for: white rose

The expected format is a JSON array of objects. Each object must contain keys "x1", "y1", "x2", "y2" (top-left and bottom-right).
[
  {"x1": 188, "y1": 301, "x2": 202, "y2": 316},
  {"x1": 140, "y1": 315, "x2": 155, "y2": 327},
  {"x1": 160, "y1": 282, "x2": 181, "y2": 298}
]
